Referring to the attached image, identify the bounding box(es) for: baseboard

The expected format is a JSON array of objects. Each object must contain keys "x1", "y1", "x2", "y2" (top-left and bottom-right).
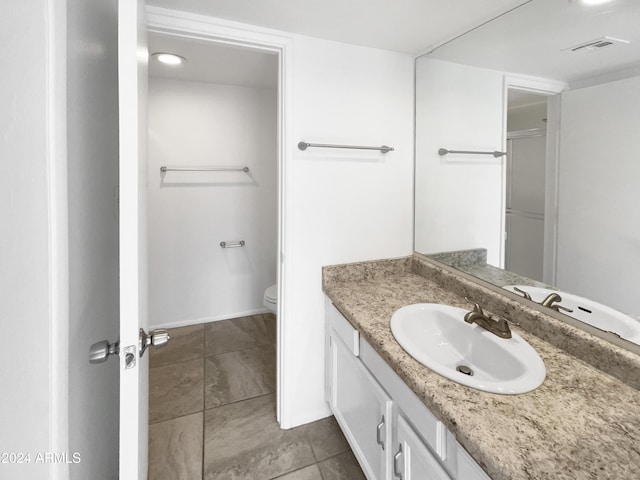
[{"x1": 153, "y1": 307, "x2": 272, "y2": 329}]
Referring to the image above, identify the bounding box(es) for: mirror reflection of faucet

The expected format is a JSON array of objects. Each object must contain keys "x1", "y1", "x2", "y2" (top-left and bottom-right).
[
  {"x1": 512, "y1": 287, "x2": 573, "y2": 314},
  {"x1": 503, "y1": 285, "x2": 640, "y2": 344},
  {"x1": 540, "y1": 293, "x2": 574, "y2": 313},
  {"x1": 513, "y1": 286, "x2": 532, "y2": 301}
]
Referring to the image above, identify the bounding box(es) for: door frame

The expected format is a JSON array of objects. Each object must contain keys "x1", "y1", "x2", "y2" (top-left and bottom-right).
[
  {"x1": 501, "y1": 74, "x2": 566, "y2": 285},
  {"x1": 146, "y1": 6, "x2": 294, "y2": 426}
]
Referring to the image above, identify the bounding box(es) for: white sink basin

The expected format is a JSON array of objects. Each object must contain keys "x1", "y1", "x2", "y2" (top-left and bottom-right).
[
  {"x1": 390, "y1": 303, "x2": 546, "y2": 394},
  {"x1": 503, "y1": 285, "x2": 640, "y2": 344}
]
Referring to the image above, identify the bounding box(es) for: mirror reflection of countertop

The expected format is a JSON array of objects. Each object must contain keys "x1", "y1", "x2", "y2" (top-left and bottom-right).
[
  {"x1": 322, "y1": 256, "x2": 640, "y2": 480},
  {"x1": 428, "y1": 248, "x2": 551, "y2": 289}
]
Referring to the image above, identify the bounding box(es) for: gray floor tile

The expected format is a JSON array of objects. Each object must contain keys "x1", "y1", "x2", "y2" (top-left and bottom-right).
[
  {"x1": 204, "y1": 394, "x2": 316, "y2": 480},
  {"x1": 150, "y1": 324, "x2": 204, "y2": 367},
  {"x1": 272, "y1": 464, "x2": 323, "y2": 480},
  {"x1": 317, "y1": 451, "x2": 366, "y2": 480},
  {"x1": 205, "y1": 315, "x2": 272, "y2": 356},
  {"x1": 150, "y1": 358, "x2": 204, "y2": 424},
  {"x1": 298, "y1": 416, "x2": 350, "y2": 462},
  {"x1": 148, "y1": 412, "x2": 203, "y2": 480},
  {"x1": 263, "y1": 313, "x2": 277, "y2": 343},
  {"x1": 205, "y1": 344, "x2": 276, "y2": 408},
  {"x1": 148, "y1": 315, "x2": 360, "y2": 480}
]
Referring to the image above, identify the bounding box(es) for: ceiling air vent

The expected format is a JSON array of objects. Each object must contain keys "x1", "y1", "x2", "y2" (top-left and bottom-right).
[{"x1": 563, "y1": 36, "x2": 630, "y2": 54}]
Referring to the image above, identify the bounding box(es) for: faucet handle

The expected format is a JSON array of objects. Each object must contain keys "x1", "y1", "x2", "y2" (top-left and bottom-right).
[
  {"x1": 513, "y1": 287, "x2": 532, "y2": 301},
  {"x1": 464, "y1": 298, "x2": 484, "y2": 315},
  {"x1": 503, "y1": 316, "x2": 520, "y2": 326},
  {"x1": 541, "y1": 292, "x2": 562, "y2": 307}
]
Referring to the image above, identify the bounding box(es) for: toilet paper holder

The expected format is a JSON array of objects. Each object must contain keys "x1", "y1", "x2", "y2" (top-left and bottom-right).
[{"x1": 220, "y1": 240, "x2": 245, "y2": 248}]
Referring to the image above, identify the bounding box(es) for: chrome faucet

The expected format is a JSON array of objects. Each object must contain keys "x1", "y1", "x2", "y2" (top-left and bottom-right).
[
  {"x1": 540, "y1": 293, "x2": 573, "y2": 313},
  {"x1": 464, "y1": 303, "x2": 512, "y2": 339}
]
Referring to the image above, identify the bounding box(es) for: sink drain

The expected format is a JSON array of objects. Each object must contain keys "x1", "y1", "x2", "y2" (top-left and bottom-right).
[{"x1": 456, "y1": 365, "x2": 474, "y2": 376}]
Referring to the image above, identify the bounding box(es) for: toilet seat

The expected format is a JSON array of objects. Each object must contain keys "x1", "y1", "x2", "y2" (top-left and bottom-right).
[
  {"x1": 264, "y1": 284, "x2": 277, "y2": 314},
  {"x1": 264, "y1": 284, "x2": 277, "y2": 304}
]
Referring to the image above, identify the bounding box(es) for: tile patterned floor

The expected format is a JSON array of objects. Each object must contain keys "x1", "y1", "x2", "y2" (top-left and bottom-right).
[{"x1": 148, "y1": 314, "x2": 366, "y2": 480}]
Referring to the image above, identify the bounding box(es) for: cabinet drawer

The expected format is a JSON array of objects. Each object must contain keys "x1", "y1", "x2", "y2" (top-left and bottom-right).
[{"x1": 327, "y1": 301, "x2": 360, "y2": 356}]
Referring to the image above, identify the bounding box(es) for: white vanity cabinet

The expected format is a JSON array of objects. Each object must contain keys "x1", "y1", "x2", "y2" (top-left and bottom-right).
[
  {"x1": 326, "y1": 300, "x2": 491, "y2": 480},
  {"x1": 394, "y1": 414, "x2": 451, "y2": 480},
  {"x1": 329, "y1": 320, "x2": 392, "y2": 479}
]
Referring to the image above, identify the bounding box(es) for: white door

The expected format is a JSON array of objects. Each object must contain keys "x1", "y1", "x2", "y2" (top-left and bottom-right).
[
  {"x1": 118, "y1": 0, "x2": 149, "y2": 478},
  {"x1": 505, "y1": 131, "x2": 546, "y2": 282}
]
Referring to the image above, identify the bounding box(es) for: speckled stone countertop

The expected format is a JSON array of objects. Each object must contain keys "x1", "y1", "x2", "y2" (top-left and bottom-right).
[
  {"x1": 427, "y1": 248, "x2": 550, "y2": 288},
  {"x1": 322, "y1": 256, "x2": 640, "y2": 480}
]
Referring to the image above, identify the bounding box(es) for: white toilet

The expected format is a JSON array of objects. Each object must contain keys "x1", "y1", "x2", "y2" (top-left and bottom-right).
[{"x1": 263, "y1": 284, "x2": 277, "y2": 314}]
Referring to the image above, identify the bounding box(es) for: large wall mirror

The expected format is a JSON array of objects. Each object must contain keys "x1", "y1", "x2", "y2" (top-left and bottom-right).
[{"x1": 414, "y1": 0, "x2": 640, "y2": 350}]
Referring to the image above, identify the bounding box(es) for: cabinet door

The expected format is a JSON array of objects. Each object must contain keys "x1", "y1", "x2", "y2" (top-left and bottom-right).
[
  {"x1": 456, "y1": 444, "x2": 491, "y2": 480},
  {"x1": 330, "y1": 333, "x2": 392, "y2": 480},
  {"x1": 393, "y1": 415, "x2": 451, "y2": 480}
]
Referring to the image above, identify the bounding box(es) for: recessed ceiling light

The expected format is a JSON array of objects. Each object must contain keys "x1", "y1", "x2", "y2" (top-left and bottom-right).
[
  {"x1": 152, "y1": 53, "x2": 186, "y2": 66},
  {"x1": 580, "y1": 0, "x2": 615, "y2": 5}
]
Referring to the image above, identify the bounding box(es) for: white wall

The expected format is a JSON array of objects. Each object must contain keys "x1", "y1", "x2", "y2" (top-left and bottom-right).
[
  {"x1": 415, "y1": 58, "x2": 504, "y2": 266},
  {"x1": 148, "y1": 6, "x2": 415, "y2": 429},
  {"x1": 286, "y1": 35, "x2": 414, "y2": 426},
  {"x1": 66, "y1": 0, "x2": 120, "y2": 478},
  {"x1": 0, "y1": 2, "x2": 54, "y2": 478},
  {"x1": 147, "y1": 78, "x2": 277, "y2": 327},
  {"x1": 507, "y1": 101, "x2": 547, "y2": 131},
  {"x1": 557, "y1": 75, "x2": 640, "y2": 318}
]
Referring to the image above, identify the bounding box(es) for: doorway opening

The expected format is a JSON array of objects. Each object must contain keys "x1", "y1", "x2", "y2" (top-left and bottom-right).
[
  {"x1": 144, "y1": 29, "x2": 286, "y2": 475},
  {"x1": 504, "y1": 89, "x2": 549, "y2": 282},
  {"x1": 146, "y1": 32, "x2": 279, "y2": 331},
  {"x1": 502, "y1": 80, "x2": 562, "y2": 286}
]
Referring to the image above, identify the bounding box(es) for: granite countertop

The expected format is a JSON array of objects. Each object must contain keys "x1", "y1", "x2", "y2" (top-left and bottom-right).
[
  {"x1": 427, "y1": 248, "x2": 550, "y2": 289},
  {"x1": 323, "y1": 257, "x2": 640, "y2": 480}
]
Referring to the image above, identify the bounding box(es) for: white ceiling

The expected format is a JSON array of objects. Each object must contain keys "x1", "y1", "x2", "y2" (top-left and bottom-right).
[
  {"x1": 148, "y1": 32, "x2": 278, "y2": 88},
  {"x1": 146, "y1": 0, "x2": 528, "y2": 54},
  {"x1": 428, "y1": 0, "x2": 640, "y2": 83},
  {"x1": 146, "y1": 0, "x2": 640, "y2": 87}
]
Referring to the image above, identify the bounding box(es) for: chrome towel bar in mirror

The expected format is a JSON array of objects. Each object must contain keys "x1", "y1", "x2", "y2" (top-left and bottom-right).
[
  {"x1": 298, "y1": 141, "x2": 394, "y2": 153},
  {"x1": 438, "y1": 148, "x2": 507, "y2": 158},
  {"x1": 160, "y1": 166, "x2": 250, "y2": 173}
]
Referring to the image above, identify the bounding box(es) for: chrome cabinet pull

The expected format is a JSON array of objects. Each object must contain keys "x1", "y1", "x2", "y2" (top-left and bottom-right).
[
  {"x1": 376, "y1": 415, "x2": 385, "y2": 450},
  {"x1": 393, "y1": 444, "x2": 403, "y2": 479}
]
